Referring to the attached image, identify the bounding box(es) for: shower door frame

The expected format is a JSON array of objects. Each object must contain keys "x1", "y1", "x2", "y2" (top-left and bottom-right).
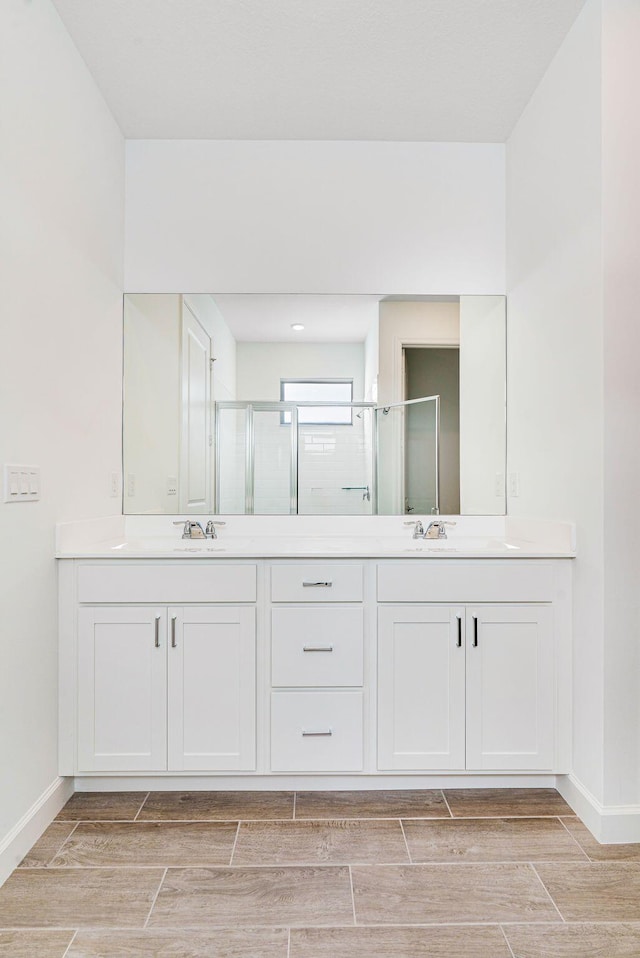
[{"x1": 214, "y1": 401, "x2": 378, "y2": 515}]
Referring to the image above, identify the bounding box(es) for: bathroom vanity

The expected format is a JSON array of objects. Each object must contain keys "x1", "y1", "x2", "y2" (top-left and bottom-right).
[{"x1": 57, "y1": 516, "x2": 574, "y2": 789}]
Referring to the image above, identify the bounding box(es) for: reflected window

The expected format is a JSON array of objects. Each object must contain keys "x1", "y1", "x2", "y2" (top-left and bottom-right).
[{"x1": 280, "y1": 379, "x2": 353, "y2": 424}]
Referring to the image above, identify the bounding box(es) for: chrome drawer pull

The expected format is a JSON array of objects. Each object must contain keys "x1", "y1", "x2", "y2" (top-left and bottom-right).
[
  {"x1": 303, "y1": 646, "x2": 334, "y2": 653},
  {"x1": 302, "y1": 581, "x2": 333, "y2": 587},
  {"x1": 302, "y1": 729, "x2": 333, "y2": 737},
  {"x1": 154, "y1": 615, "x2": 161, "y2": 648},
  {"x1": 171, "y1": 616, "x2": 177, "y2": 648}
]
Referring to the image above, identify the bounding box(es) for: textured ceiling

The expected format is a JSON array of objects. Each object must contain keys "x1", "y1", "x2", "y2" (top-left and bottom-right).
[{"x1": 51, "y1": 0, "x2": 586, "y2": 141}]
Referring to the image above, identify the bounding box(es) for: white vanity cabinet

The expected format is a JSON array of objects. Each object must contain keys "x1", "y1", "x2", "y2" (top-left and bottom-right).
[
  {"x1": 269, "y1": 563, "x2": 365, "y2": 772},
  {"x1": 167, "y1": 606, "x2": 256, "y2": 771},
  {"x1": 465, "y1": 605, "x2": 554, "y2": 770},
  {"x1": 60, "y1": 551, "x2": 571, "y2": 783},
  {"x1": 376, "y1": 561, "x2": 566, "y2": 773},
  {"x1": 77, "y1": 606, "x2": 168, "y2": 772},
  {"x1": 377, "y1": 604, "x2": 554, "y2": 771},
  {"x1": 66, "y1": 562, "x2": 257, "y2": 775},
  {"x1": 377, "y1": 606, "x2": 466, "y2": 770}
]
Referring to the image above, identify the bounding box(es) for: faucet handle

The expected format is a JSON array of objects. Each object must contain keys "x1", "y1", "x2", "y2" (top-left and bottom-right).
[
  {"x1": 205, "y1": 520, "x2": 226, "y2": 539},
  {"x1": 173, "y1": 520, "x2": 191, "y2": 536},
  {"x1": 404, "y1": 519, "x2": 425, "y2": 538}
]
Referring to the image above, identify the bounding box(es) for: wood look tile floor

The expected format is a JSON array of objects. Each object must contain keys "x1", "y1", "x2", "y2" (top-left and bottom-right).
[{"x1": 1, "y1": 789, "x2": 639, "y2": 957}]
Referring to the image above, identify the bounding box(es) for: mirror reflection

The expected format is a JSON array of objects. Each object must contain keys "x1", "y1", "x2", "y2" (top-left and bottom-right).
[{"x1": 123, "y1": 294, "x2": 506, "y2": 516}]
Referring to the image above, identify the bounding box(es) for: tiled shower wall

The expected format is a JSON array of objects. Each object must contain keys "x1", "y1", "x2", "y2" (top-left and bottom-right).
[{"x1": 217, "y1": 409, "x2": 374, "y2": 515}]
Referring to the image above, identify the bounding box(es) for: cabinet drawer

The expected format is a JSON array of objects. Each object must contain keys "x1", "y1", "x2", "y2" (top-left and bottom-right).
[
  {"x1": 271, "y1": 607, "x2": 363, "y2": 687},
  {"x1": 270, "y1": 691, "x2": 363, "y2": 771},
  {"x1": 76, "y1": 563, "x2": 257, "y2": 604},
  {"x1": 377, "y1": 561, "x2": 554, "y2": 603},
  {"x1": 271, "y1": 564, "x2": 363, "y2": 602}
]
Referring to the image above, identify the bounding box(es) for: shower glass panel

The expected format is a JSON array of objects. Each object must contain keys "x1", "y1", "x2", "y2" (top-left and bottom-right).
[
  {"x1": 215, "y1": 401, "x2": 374, "y2": 515},
  {"x1": 405, "y1": 398, "x2": 439, "y2": 515},
  {"x1": 253, "y1": 406, "x2": 295, "y2": 514},
  {"x1": 375, "y1": 397, "x2": 440, "y2": 515},
  {"x1": 298, "y1": 406, "x2": 374, "y2": 515},
  {"x1": 215, "y1": 405, "x2": 247, "y2": 514}
]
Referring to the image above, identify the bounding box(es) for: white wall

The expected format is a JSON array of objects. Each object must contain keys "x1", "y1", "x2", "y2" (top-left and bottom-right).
[
  {"x1": 236, "y1": 342, "x2": 364, "y2": 401},
  {"x1": 600, "y1": 0, "x2": 640, "y2": 807},
  {"x1": 363, "y1": 317, "x2": 379, "y2": 402},
  {"x1": 123, "y1": 295, "x2": 181, "y2": 513},
  {"x1": 459, "y1": 296, "x2": 507, "y2": 515},
  {"x1": 125, "y1": 141, "x2": 505, "y2": 294},
  {"x1": 0, "y1": 0, "x2": 124, "y2": 866},
  {"x1": 506, "y1": 0, "x2": 605, "y2": 803}
]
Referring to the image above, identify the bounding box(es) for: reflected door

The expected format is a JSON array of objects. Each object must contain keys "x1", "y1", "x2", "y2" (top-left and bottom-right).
[{"x1": 180, "y1": 302, "x2": 212, "y2": 512}]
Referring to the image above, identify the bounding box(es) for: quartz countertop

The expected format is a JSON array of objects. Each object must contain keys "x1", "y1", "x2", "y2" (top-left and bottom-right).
[{"x1": 55, "y1": 515, "x2": 576, "y2": 559}]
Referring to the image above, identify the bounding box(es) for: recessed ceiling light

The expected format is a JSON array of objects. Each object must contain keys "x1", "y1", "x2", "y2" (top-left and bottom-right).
[{"x1": 291, "y1": 323, "x2": 305, "y2": 331}]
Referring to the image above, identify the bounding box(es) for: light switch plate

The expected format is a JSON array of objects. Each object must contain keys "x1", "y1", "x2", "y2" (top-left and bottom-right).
[
  {"x1": 167, "y1": 476, "x2": 177, "y2": 496},
  {"x1": 508, "y1": 472, "x2": 520, "y2": 497},
  {"x1": 4, "y1": 464, "x2": 40, "y2": 502}
]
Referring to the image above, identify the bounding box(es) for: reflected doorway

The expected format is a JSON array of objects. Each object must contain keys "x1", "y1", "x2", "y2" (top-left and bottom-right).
[{"x1": 404, "y1": 347, "x2": 460, "y2": 515}]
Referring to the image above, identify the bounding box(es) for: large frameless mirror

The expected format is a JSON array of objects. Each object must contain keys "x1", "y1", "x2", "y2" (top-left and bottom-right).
[{"x1": 123, "y1": 293, "x2": 506, "y2": 515}]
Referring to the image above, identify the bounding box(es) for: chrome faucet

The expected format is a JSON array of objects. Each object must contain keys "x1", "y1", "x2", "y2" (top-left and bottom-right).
[
  {"x1": 404, "y1": 519, "x2": 456, "y2": 540},
  {"x1": 173, "y1": 520, "x2": 226, "y2": 540},
  {"x1": 424, "y1": 520, "x2": 456, "y2": 540}
]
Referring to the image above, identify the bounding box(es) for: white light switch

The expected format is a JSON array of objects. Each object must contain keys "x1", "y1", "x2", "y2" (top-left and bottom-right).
[
  {"x1": 4, "y1": 464, "x2": 40, "y2": 502},
  {"x1": 167, "y1": 476, "x2": 177, "y2": 496},
  {"x1": 508, "y1": 472, "x2": 520, "y2": 497},
  {"x1": 110, "y1": 472, "x2": 121, "y2": 498},
  {"x1": 494, "y1": 472, "x2": 505, "y2": 497},
  {"x1": 127, "y1": 473, "x2": 136, "y2": 497}
]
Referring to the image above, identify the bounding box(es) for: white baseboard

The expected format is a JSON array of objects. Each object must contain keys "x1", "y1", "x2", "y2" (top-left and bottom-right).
[
  {"x1": 0, "y1": 777, "x2": 74, "y2": 888},
  {"x1": 74, "y1": 772, "x2": 558, "y2": 791},
  {"x1": 557, "y1": 773, "x2": 640, "y2": 843}
]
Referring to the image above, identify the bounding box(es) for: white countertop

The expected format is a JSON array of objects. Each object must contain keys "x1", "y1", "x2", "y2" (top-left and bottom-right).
[{"x1": 55, "y1": 515, "x2": 576, "y2": 559}]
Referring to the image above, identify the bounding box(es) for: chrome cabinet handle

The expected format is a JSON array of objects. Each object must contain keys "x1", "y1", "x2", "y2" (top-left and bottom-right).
[
  {"x1": 473, "y1": 616, "x2": 479, "y2": 647},
  {"x1": 171, "y1": 616, "x2": 177, "y2": 648},
  {"x1": 302, "y1": 729, "x2": 333, "y2": 737},
  {"x1": 456, "y1": 615, "x2": 462, "y2": 648},
  {"x1": 302, "y1": 581, "x2": 332, "y2": 587},
  {"x1": 303, "y1": 646, "x2": 334, "y2": 652},
  {"x1": 154, "y1": 615, "x2": 161, "y2": 648}
]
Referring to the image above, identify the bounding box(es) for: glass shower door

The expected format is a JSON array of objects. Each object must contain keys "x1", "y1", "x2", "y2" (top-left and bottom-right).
[
  {"x1": 375, "y1": 396, "x2": 440, "y2": 515},
  {"x1": 297, "y1": 405, "x2": 375, "y2": 515}
]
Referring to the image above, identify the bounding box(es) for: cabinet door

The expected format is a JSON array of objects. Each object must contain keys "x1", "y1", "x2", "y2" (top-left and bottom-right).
[
  {"x1": 168, "y1": 606, "x2": 256, "y2": 771},
  {"x1": 77, "y1": 607, "x2": 167, "y2": 772},
  {"x1": 377, "y1": 606, "x2": 465, "y2": 770},
  {"x1": 465, "y1": 605, "x2": 554, "y2": 770}
]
